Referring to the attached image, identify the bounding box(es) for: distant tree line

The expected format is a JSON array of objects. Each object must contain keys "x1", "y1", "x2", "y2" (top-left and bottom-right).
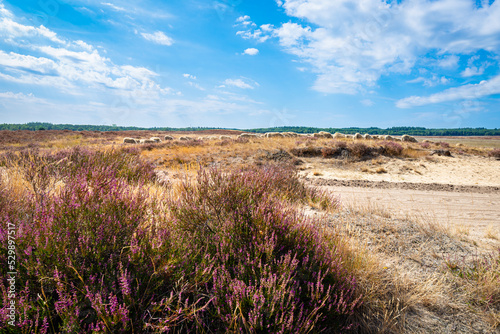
[
  {"x1": 246, "y1": 126, "x2": 500, "y2": 136},
  {"x1": 0, "y1": 122, "x2": 499, "y2": 136},
  {"x1": 0, "y1": 122, "x2": 227, "y2": 132}
]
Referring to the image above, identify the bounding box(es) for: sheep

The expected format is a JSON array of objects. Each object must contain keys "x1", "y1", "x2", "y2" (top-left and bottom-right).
[
  {"x1": 353, "y1": 133, "x2": 363, "y2": 139},
  {"x1": 333, "y1": 132, "x2": 345, "y2": 139},
  {"x1": 139, "y1": 139, "x2": 155, "y2": 144},
  {"x1": 179, "y1": 136, "x2": 193, "y2": 141},
  {"x1": 164, "y1": 135, "x2": 174, "y2": 140},
  {"x1": 239, "y1": 133, "x2": 258, "y2": 139},
  {"x1": 313, "y1": 132, "x2": 333, "y2": 139},
  {"x1": 283, "y1": 132, "x2": 299, "y2": 137},
  {"x1": 345, "y1": 134, "x2": 354, "y2": 139},
  {"x1": 219, "y1": 135, "x2": 231, "y2": 140},
  {"x1": 265, "y1": 132, "x2": 284, "y2": 138},
  {"x1": 363, "y1": 134, "x2": 372, "y2": 140},
  {"x1": 123, "y1": 137, "x2": 137, "y2": 144},
  {"x1": 401, "y1": 134, "x2": 418, "y2": 143},
  {"x1": 150, "y1": 137, "x2": 162, "y2": 143},
  {"x1": 383, "y1": 135, "x2": 394, "y2": 141},
  {"x1": 372, "y1": 135, "x2": 380, "y2": 139}
]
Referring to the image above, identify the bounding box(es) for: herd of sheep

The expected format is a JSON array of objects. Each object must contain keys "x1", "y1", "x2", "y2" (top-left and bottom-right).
[{"x1": 123, "y1": 132, "x2": 418, "y2": 144}]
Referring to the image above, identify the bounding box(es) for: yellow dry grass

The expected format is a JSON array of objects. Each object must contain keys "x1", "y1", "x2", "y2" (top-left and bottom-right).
[{"x1": 2, "y1": 130, "x2": 499, "y2": 333}]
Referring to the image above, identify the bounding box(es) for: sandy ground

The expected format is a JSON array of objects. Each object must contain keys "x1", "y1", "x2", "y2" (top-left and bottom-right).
[
  {"x1": 304, "y1": 154, "x2": 500, "y2": 186},
  {"x1": 300, "y1": 153, "x2": 500, "y2": 240}
]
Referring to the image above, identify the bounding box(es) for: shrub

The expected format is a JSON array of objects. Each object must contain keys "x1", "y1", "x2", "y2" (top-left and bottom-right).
[
  {"x1": 168, "y1": 166, "x2": 358, "y2": 332},
  {"x1": 438, "y1": 141, "x2": 450, "y2": 148},
  {"x1": 488, "y1": 149, "x2": 500, "y2": 159},
  {"x1": 321, "y1": 147, "x2": 339, "y2": 158},
  {"x1": 420, "y1": 142, "x2": 431, "y2": 149},
  {"x1": 0, "y1": 151, "x2": 354, "y2": 333},
  {"x1": 381, "y1": 141, "x2": 403, "y2": 156},
  {"x1": 348, "y1": 143, "x2": 369, "y2": 158},
  {"x1": 290, "y1": 146, "x2": 323, "y2": 157}
]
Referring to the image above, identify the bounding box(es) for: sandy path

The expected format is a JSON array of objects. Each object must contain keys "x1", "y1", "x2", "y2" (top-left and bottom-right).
[
  {"x1": 303, "y1": 155, "x2": 500, "y2": 187},
  {"x1": 311, "y1": 181, "x2": 500, "y2": 239}
]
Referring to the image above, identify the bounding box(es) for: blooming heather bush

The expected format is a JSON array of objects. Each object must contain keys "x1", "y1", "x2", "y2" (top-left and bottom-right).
[
  {"x1": 0, "y1": 150, "x2": 355, "y2": 333},
  {"x1": 381, "y1": 141, "x2": 403, "y2": 156},
  {"x1": 348, "y1": 143, "x2": 369, "y2": 158},
  {"x1": 438, "y1": 141, "x2": 450, "y2": 148},
  {"x1": 420, "y1": 142, "x2": 431, "y2": 149},
  {"x1": 51, "y1": 146, "x2": 156, "y2": 183},
  {"x1": 168, "y1": 166, "x2": 359, "y2": 332}
]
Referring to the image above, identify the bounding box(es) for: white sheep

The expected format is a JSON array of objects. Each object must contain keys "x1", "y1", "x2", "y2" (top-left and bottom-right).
[
  {"x1": 401, "y1": 134, "x2": 418, "y2": 143},
  {"x1": 123, "y1": 137, "x2": 137, "y2": 144},
  {"x1": 265, "y1": 132, "x2": 284, "y2": 138},
  {"x1": 353, "y1": 133, "x2": 363, "y2": 139},
  {"x1": 239, "y1": 133, "x2": 258, "y2": 139},
  {"x1": 333, "y1": 132, "x2": 345, "y2": 139},
  {"x1": 139, "y1": 139, "x2": 155, "y2": 144},
  {"x1": 313, "y1": 132, "x2": 333, "y2": 139},
  {"x1": 150, "y1": 137, "x2": 162, "y2": 143},
  {"x1": 219, "y1": 135, "x2": 231, "y2": 140},
  {"x1": 164, "y1": 135, "x2": 174, "y2": 140},
  {"x1": 363, "y1": 134, "x2": 372, "y2": 140}
]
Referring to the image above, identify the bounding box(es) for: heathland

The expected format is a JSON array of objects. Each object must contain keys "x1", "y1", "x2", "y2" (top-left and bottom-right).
[{"x1": 0, "y1": 129, "x2": 498, "y2": 333}]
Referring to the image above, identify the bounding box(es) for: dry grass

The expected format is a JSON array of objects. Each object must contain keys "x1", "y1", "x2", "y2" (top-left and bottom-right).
[
  {"x1": 315, "y1": 203, "x2": 499, "y2": 333},
  {"x1": 1, "y1": 130, "x2": 499, "y2": 333}
]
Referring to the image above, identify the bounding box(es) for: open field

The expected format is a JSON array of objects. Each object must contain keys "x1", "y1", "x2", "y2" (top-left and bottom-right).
[{"x1": 0, "y1": 130, "x2": 499, "y2": 333}]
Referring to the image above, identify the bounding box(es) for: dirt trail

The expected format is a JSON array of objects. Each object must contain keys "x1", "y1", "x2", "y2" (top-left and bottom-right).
[{"x1": 308, "y1": 178, "x2": 500, "y2": 239}]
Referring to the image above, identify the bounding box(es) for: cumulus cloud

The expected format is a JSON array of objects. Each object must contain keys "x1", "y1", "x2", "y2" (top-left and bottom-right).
[
  {"x1": 183, "y1": 73, "x2": 196, "y2": 79},
  {"x1": 407, "y1": 75, "x2": 450, "y2": 87},
  {"x1": 243, "y1": 48, "x2": 259, "y2": 56},
  {"x1": 141, "y1": 31, "x2": 173, "y2": 46},
  {"x1": 236, "y1": 0, "x2": 500, "y2": 95},
  {"x1": 396, "y1": 74, "x2": 500, "y2": 108},
  {"x1": 0, "y1": 5, "x2": 175, "y2": 99}
]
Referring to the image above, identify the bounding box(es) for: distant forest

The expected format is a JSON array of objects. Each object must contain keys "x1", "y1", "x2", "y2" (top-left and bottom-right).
[{"x1": 1, "y1": 122, "x2": 499, "y2": 136}]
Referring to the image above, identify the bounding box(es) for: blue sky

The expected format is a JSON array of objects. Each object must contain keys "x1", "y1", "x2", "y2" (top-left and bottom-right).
[{"x1": 0, "y1": 0, "x2": 499, "y2": 128}]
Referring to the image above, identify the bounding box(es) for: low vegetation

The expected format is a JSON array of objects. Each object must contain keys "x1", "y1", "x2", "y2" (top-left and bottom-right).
[
  {"x1": 0, "y1": 132, "x2": 498, "y2": 333},
  {"x1": 0, "y1": 147, "x2": 358, "y2": 333}
]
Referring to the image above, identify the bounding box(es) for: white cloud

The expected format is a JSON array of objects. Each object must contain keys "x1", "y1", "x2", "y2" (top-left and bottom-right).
[
  {"x1": 0, "y1": 91, "x2": 45, "y2": 102},
  {"x1": 101, "y1": 2, "x2": 125, "y2": 12},
  {"x1": 437, "y1": 55, "x2": 459, "y2": 68},
  {"x1": 236, "y1": 0, "x2": 500, "y2": 95},
  {"x1": 461, "y1": 66, "x2": 484, "y2": 77},
  {"x1": 236, "y1": 15, "x2": 251, "y2": 23},
  {"x1": 361, "y1": 99, "x2": 374, "y2": 107},
  {"x1": 0, "y1": 3, "x2": 13, "y2": 19},
  {"x1": 407, "y1": 75, "x2": 450, "y2": 87},
  {"x1": 0, "y1": 16, "x2": 65, "y2": 44},
  {"x1": 223, "y1": 78, "x2": 257, "y2": 89},
  {"x1": 243, "y1": 48, "x2": 259, "y2": 56},
  {"x1": 235, "y1": 17, "x2": 269, "y2": 42},
  {"x1": 397, "y1": 74, "x2": 500, "y2": 108},
  {"x1": 0, "y1": 5, "x2": 175, "y2": 99},
  {"x1": 188, "y1": 81, "x2": 205, "y2": 91},
  {"x1": 141, "y1": 31, "x2": 173, "y2": 46},
  {"x1": 183, "y1": 73, "x2": 196, "y2": 79}
]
